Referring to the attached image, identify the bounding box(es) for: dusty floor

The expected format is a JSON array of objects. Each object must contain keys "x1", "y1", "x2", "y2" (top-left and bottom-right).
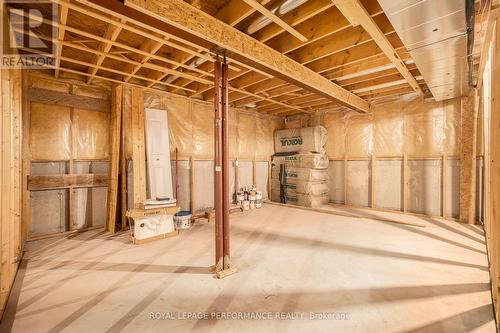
[{"x1": 0, "y1": 204, "x2": 495, "y2": 333}]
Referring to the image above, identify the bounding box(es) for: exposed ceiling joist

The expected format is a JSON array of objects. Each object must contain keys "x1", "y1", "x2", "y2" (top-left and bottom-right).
[
  {"x1": 111, "y1": 0, "x2": 369, "y2": 112},
  {"x1": 241, "y1": 0, "x2": 308, "y2": 42},
  {"x1": 334, "y1": 0, "x2": 423, "y2": 95}
]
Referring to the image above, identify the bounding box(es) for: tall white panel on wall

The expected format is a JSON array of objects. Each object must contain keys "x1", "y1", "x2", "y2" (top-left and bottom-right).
[{"x1": 145, "y1": 108, "x2": 173, "y2": 200}]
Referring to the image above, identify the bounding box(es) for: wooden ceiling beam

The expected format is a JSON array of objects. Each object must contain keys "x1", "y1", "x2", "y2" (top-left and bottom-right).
[
  {"x1": 265, "y1": 1, "x2": 383, "y2": 55},
  {"x1": 241, "y1": 0, "x2": 308, "y2": 42},
  {"x1": 54, "y1": 4, "x2": 68, "y2": 78},
  {"x1": 87, "y1": 19, "x2": 125, "y2": 84},
  {"x1": 115, "y1": 0, "x2": 368, "y2": 112},
  {"x1": 251, "y1": 0, "x2": 333, "y2": 42},
  {"x1": 122, "y1": 38, "x2": 163, "y2": 82},
  {"x1": 334, "y1": 0, "x2": 423, "y2": 95}
]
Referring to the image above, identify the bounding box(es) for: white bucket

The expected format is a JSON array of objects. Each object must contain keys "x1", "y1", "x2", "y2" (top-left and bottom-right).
[
  {"x1": 241, "y1": 200, "x2": 250, "y2": 210},
  {"x1": 248, "y1": 194, "x2": 256, "y2": 201},
  {"x1": 236, "y1": 192, "x2": 245, "y2": 202},
  {"x1": 256, "y1": 191, "x2": 263, "y2": 200},
  {"x1": 255, "y1": 200, "x2": 262, "y2": 208},
  {"x1": 174, "y1": 211, "x2": 192, "y2": 229}
]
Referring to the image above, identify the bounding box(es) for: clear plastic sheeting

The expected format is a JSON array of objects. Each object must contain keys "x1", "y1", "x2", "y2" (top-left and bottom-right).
[
  {"x1": 192, "y1": 102, "x2": 214, "y2": 159},
  {"x1": 238, "y1": 161, "x2": 253, "y2": 189},
  {"x1": 73, "y1": 109, "x2": 110, "y2": 160},
  {"x1": 321, "y1": 96, "x2": 462, "y2": 158},
  {"x1": 346, "y1": 114, "x2": 373, "y2": 157},
  {"x1": 31, "y1": 161, "x2": 67, "y2": 175},
  {"x1": 165, "y1": 96, "x2": 193, "y2": 159},
  {"x1": 73, "y1": 187, "x2": 107, "y2": 229},
  {"x1": 171, "y1": 160, "x2": 191, "y2": 212},
  {"x1": 30, "y1": 102, "x2": 71, "y2": 160},
  {"x1": 238, "y1": 112, "x2": 257, "y2": 159},
  {"x1": 193, "y1": 160, "x2": 214, "y2": 213},
  {"x1": 407, "y1": 159, "x2": 442, "y2": 216},
  {"x1": 74, "y1": 161, "x2": 109, "y2": 174},
  {"x1": 324, "y1": 112, "x2": 345, "y2": 159},
  {"x1": 374, "y1": 160, "x2": 403, "y2": 211},
  {"x1": 373, "y1": 105, "x2": 404, "y2": 156},
  {"x1": 30, "y1": 189, "x2": 68, "y2": 236},
  {"x1": 255, "y1": 161, "x2": 269, "y2": 199},
  {"x1": 445, "y1": 159, "x2": 460, "y2": 218},
  {"x1": 328, "y1": 161, "x2": 344, "y2": 204},
  {"x1": 347, "y1": 160, "x2": 370, "y2": 207},
  {"x1": 141, "y1": 91, "x2": 281, "y2": 160}
]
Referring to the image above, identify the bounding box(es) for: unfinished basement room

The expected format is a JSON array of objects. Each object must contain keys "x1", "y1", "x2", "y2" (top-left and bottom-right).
[{"x1": 0, "y1": 0, "x2": 499, "y2": 332}]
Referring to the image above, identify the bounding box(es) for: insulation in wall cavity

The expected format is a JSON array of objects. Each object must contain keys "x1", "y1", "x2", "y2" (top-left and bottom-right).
[
  {"x1": 238, "y1": 160, "x2": 253, "y2": 190},
  {"x1": 445, "y1": 159, "x2": 460, "y2": 218},
  {"x1": 73, "y1": 187, "x2": 107, "y2": 229},
  {"x1": 255, "y1": 161, "x2": 269, "y2": 199},
  {"x1": 238, "y1": 113, "x2": 256, "y2": 159},
  {"x1": 31, "y1": 161, "x2": 67, "y2": 175},
  {"x1": 347, "y1": 160, "x2": 370, "y2": 207},
  {"x1": 193, "y1": 160, "x2": 214, "y2": 213},
  {"x1": 30, "y1": 102, "x2": 71, "y2": 160},
  {"x1": 408, "y1": 159, "x2": 442, "y2": 216},
  {"x1": 73, "y1": 109, "x2": 110, "y2": 160},
  {"x1": 171, "y1": 160, "x2": 191, "y2": 212},
  {"x1": 328, "y1": 160, "x2": 345, "y2": 204},
  {"x1": 374, "y1": 160, "x2": 403, "y2": 211},
  {"x1": 192, "y1": 103, "x2": 214, "y2": 158},
  {"x1": 346, "y1": 114, "x2": 373, "y2": 157},
  {"x1": 373, "y1": 107, "x2": 404, "y2": 156},
  {"x1": 324, "y1": 113, "x2": 345, "y2": 159},
  {"x1": 73, "y1": 161, "x2": 109, "y2": 174},
  {"x1": 30, "y1": 189, "x2": 68, "y2": 236},
  {"x1": 166, "y1": 96, "x2": 192, "y2": 159}
]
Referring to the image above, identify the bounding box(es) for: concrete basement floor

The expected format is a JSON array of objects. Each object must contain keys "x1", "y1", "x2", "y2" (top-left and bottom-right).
[{"x1": 0, "y1": 204, "x2": 495, "y2": 333}]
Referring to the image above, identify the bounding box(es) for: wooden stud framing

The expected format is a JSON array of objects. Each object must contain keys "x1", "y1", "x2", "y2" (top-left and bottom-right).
[
  {"x1": 370, "y1": 155, "x2": 375, "y2": 208},
  {"x1": 105, "y1": 85, "x2": 123, "y2": 233},
  {"x1": 442, "y1": 155, "x2": 447, "y2": 219},
  {"x1": 403, "y1": 153, "x2": 408, "y2": 212},
  {"x1": 131, "y1": 87, "x2": 146, "y2": 208}
]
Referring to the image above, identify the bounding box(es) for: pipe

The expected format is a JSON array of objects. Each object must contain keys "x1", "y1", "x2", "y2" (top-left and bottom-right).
[
  {"x1": 222, "y1": 60, "x2": 231, "y2": 269},
  {"x1": 214, "y1": 60, "x2": 224, "y2": 270},
  {"x1": 466, "y1": 0, "x2": 475, "y2": 87}
]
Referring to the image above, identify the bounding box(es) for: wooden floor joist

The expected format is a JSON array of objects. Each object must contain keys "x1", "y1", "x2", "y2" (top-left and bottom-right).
[{"x1": 87, "y1": 0, "x2": 370, "y2": 113}]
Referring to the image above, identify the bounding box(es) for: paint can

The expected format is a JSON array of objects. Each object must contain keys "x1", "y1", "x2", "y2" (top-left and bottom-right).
[
  {"x1": 249, "y1": 201, "x2": 256, "y2": 210},
  {"x1": 174, "y1": 211, "x2": 192, "y2": 229},
  {"x1": 248, "y1": 193, "x2": 256, "y2": 201},
  {"x1": 236, "y1": 192, "x2": 245, "y2": 202},
  {"x1": 255, "y1": 200, "x2": 262, "y2": 209},
  {"x1": 241, "y1": 200, "x2": 250, "y2": 211},
  {"x1": 256, "y1": 191, "x2": 263, "y2": 200}
]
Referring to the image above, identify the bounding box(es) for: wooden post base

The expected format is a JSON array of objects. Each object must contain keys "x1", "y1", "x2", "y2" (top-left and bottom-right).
[{"x1": 215, "y1": 267, "x2": 238, "y2": 279}]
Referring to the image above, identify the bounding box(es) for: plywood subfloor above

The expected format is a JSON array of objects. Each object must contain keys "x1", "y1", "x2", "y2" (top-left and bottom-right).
[{"x1": 1, "y1": 204, "x2": 494, "y2": 332}]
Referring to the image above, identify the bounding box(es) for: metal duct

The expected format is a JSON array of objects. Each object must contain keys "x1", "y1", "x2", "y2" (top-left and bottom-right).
[{"x1": 377, "y1": 0, "x2": 470, "y2": 101}]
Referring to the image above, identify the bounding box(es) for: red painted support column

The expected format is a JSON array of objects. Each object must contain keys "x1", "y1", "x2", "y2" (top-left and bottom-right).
[
  {"x1": 222, "y1": 61, "x2": 231, "y2": 269},
  {"x1": 214, "y1": 61, "x2": 224, "y2": 270}
]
